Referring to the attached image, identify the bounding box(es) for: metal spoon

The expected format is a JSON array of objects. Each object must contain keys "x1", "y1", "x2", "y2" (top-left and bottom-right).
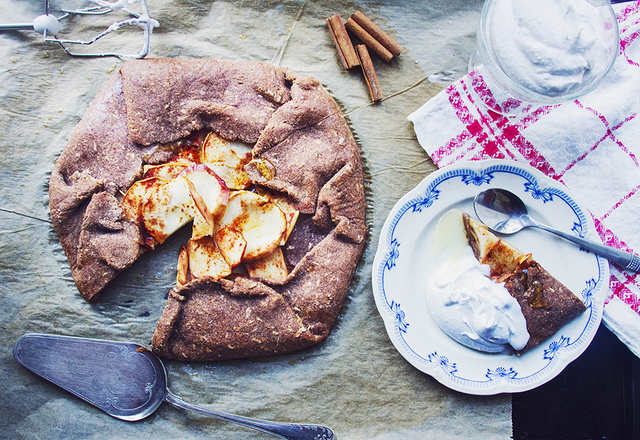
[
  {"x1": 473, "y1": 188, "x2": 640, "y2": 272},
  {"x1": 13, "y1": 333, "x2": 335, "y2": 440}
]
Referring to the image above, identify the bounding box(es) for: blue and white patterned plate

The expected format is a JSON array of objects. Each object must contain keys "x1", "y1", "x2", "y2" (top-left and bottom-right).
[{"x1": 372, "y1": 159, "x2": 609, "y2": 395}]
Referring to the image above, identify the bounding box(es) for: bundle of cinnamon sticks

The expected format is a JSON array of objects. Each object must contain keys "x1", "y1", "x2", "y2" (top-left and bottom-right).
[{"x1": 326, "y1": 11, "x2": 404, "y2": 103}]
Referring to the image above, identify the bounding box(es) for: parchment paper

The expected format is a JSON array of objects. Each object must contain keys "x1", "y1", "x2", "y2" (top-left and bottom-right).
[{"x1": 0, "y1": 0, "x2": 511, "y2": 438}]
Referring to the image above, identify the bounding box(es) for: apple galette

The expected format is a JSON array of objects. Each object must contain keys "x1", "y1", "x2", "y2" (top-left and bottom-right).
[{"x1": 49, "y1": 58, "x2": 367, "y2": 361}]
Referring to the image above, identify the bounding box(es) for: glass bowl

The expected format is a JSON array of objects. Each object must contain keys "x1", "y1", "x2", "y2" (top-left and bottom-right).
[{"x1": 471, "y1": 0, "x2": 619, "y2": 106}]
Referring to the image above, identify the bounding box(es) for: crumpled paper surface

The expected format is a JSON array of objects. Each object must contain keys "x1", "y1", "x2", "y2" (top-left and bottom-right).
[{"x1": 0, "y1": 0, "x2": 511, "y2": 438}]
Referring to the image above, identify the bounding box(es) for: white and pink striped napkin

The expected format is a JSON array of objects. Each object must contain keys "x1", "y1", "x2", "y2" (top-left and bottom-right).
[{"x1": 408, "y1": 1, "x2": 640, "y2": 357}]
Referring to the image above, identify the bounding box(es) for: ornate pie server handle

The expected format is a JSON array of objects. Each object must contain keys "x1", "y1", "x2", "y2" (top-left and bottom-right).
[{"x1": 164, "y1": 390, "x2": 335, "y2": 440}]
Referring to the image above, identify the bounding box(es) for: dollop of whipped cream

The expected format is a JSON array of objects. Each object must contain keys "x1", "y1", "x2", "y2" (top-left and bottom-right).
[
  {"x1": 488, "y1": 0, "x2": 612, "y2": 97},
  {"x1": 426, "y1": 210, "x2": 529, "y2": 353}
]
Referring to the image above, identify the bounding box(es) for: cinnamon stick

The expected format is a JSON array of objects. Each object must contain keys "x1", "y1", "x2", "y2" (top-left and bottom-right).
[
  {"x1": 356, "y1": 44, "x2": 383, "y2": 102},
  {"x1": 345, "y1": 17, "x2": 393, "y2": 63},
  {"x1": 351, "y1": 11, "x2": 403, "y2": 56},
  {"x1": 326, "y1": 15, "x2": 360, "y2": 69}
]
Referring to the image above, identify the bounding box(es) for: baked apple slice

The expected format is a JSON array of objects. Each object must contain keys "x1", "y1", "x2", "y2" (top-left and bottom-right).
[
  {"x1": 176, "y1": 244, "x2": 189, "y2": 286},
  {"x1": 180, "y1": 164, "x2": 229, "y2": 239},
  {"x1": 142, "y1": 160, "x2": 192, "y2": 180},
  {"x1": 246, "y1": 247, "x2": 288, "y2": 281},
  {"x1": 121, "y1": 177, "x2": 168, "y2": 224},
  {"x1": 214, "y1": 226, "x2": 247, "y2": 268},
  {"x1": 200, "y1": 131, "x2": 252, "y2": 190},
  {"x1": 464, "y1": 214, "x2": 532, "y2": 276},
  {"x1": 187, "y1": 236, "x2": 232, "y2": 280},
  {"x1": 257, "y1": 188, "x2": 299, "y2": 245},
  {"x1": 215, "y1": 190, "x2": 287, "y2": 262},
  {"x1": 141, "y1": 176, "x2": 198, "y2": 244}
]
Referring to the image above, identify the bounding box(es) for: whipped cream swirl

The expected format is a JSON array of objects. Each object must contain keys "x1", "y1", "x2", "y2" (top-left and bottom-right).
[
  {"x1": 487, "y1": 0, "x2": 613, "y2": 97},
  {"x1": 426, "y1": 210, "x2": 529, "y2": 353}
]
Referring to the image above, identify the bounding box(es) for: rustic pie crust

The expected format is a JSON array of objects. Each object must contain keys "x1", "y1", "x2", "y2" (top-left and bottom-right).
[
  {"x1": 462, "y1": 213, "x2": 586, "y2": 353},
  {"x1": 49, "y1": 58, "x2": 367, "y2": 361}
]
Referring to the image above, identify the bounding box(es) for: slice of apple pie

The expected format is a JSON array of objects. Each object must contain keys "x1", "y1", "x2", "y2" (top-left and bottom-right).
[{"x1": 462, "y1": 213, "x2": 587, "y2": 352}]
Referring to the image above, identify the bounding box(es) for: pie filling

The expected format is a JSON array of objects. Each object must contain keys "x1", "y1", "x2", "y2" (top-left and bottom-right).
[{"x1": 120, "y1": 129, "x2": 306, "y2": 285}]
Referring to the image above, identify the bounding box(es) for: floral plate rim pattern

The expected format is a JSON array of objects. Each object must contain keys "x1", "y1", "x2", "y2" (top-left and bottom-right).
[{"x1": 372, "y1": 159, "x2": 609, "y2": 395}]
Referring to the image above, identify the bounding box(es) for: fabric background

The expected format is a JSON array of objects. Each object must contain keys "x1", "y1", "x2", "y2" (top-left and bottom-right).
[{"x1": 0, "y1": 0, "x2": 514, "y2": 439}]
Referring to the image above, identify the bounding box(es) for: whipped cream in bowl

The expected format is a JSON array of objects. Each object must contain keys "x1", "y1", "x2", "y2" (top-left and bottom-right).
[
  {"x1": 473, "y1": 0, "x2": 619, "y2": 106},
  {"x1": 425, "y1": 210, "x2": 530, "y2": 354}
]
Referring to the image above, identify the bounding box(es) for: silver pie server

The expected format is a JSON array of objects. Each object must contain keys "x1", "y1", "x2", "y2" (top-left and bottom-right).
[
  {"x1": 473, "y1": 188, "x2": 640, "y2": 272},
  {"x1": 13, "y1": 333, "x2": 335, "y2": 440}
]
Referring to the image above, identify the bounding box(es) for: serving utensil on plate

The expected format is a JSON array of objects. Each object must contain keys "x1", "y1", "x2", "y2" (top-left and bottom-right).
[
  {"x1": 13, "y1": 333, "x2": 334, "y2": 440},
  {"x1": 473, "y1": 188, "x2": 640, "y2": 272}
]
